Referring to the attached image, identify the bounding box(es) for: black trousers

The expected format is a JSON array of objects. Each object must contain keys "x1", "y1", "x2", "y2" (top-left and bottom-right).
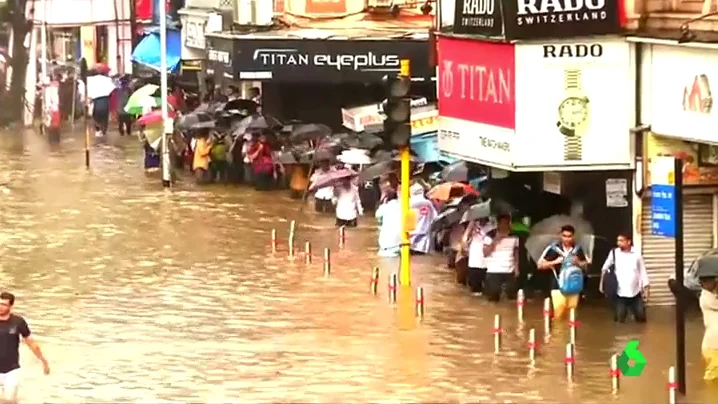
[
  {"x1": 335, "y1": 218, "x2": 357, "y2": 228},
  {"x1": 613, "y1": 294, "x2": 647, "y2": 323},
  {"x1": 315, "y1": 198, "x2": 334, "y2": 213},
  {"x1": 467, "y1": 267, "x2": 487, "y2": 293},
  {"x1": 484, "y1": 273, "x2": 518, "y2": 302},
  {"x1": 118, "y1": 113, "x2": 133, "y2": 135}
]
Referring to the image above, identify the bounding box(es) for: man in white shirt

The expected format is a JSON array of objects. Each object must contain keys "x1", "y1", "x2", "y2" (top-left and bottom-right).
[
  {"x1": 333, "y1": 179, "x2": 363, "y2": 227},
  {"x1": 482, "y1": 214, "x2": 520, "y2": 302},
  {"x1": 462, "y1": 217, "x2": 494, "y2": 294},
  {"x1": 600, "y1": 233, "x2": 649, "y2": 323},
  {"x1": 311, "y1": 159, "x2": 335, "y2": 213}
]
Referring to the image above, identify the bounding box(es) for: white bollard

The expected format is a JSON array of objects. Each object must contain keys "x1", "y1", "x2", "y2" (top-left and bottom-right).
[
  {"x1": 569, "y1": 308, "x2": 578, "y2": 344},
  {"x1": 668, "y1": 366, "x2": 677, "y2": 404},
  {"x1": 610, "y1": 354, "x2": 620, "y2": 393},
  {"x1": 517, "y1": 289, "x2": 525, "y2": 323},
  {"x1": 270, "y1": 229, "x2": 277, "y2": 254},
  {"x1": 415, "y1": 287, "x2": 424, "y2": 319},
  {"x1": 565, "y1": 343, "x2": 575, "y2": 381},
  {"x1": 338, "y1": 226, "x2": 346, "y2": 248},
  {"x1": 543, "y1": 297, "x2": 551, "y2": 337},
  {"x1": 288, "y1": 236, "x2": 294, "y2": 258},
  {"x1": 304, "y1": 242, "x2": 311, "y2": 264},
  {"x1": 370, "y1": 267, "x2": 379, "y2": 295},
  {"x1": 388, "y1": 273, "x2": 397, "y2": 303},
  {"x1": 323, "y1": 248, "x2": 331, "y2": 276},
  {"x1": 289, "y1": 220, "x2": 296, "y2": 239},
  {"x1": 493, "y1": 314, "x2": 502, "y2": 354},
  {"x1": 528, "y1": 328, "x2": 536, "y2": 362}
]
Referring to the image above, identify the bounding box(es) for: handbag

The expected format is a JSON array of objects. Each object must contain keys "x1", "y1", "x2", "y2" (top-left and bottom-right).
[{"x1": 602, "y1": 248, "x2": 619, "y2": 298}]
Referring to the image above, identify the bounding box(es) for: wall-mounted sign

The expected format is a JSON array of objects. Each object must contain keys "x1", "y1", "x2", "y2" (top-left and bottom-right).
[
  {"x1": 646, "y1": 133, "x2": 718, "y2": 186},
  {"x1": 184, "y1": 18, "x2": 207, "y2": 50},
  {"x1": 233, "y1": 38, "x2": 429, "y2": 82},
  {"x1": 452, "y1": 0, "x2": 504, "y2": 36},
  {"x1": 208, "y1": 49, "x2": 230, "y2": 65}
]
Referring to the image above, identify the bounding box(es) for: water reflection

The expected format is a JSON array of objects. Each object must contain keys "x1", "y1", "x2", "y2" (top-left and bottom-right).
[{"x1": 0, "y1": 130, "x2": 715, "y2": 402}]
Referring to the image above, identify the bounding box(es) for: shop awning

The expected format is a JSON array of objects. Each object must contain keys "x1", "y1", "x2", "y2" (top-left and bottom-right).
[{"x1": 131, "y1": 30, "x2": 181, "y2": 72}]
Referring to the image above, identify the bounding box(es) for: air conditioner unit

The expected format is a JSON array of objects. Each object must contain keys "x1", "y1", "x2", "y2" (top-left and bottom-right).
[{"x1": 233, "y1": 0, "x2": 274, "y2": 26}]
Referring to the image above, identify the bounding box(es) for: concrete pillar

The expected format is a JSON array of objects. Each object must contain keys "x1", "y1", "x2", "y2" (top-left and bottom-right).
[
  {"x1": 107, "y1": 23, "x2": 119, "y2": 74},
  {"x1": 23, "y1": 28, "x2": 38, "y2": 127}
]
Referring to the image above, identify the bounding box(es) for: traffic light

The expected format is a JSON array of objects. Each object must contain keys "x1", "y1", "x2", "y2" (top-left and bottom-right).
[{"x1": 382, "y1": 60, "x2": 412, "y2": 147}]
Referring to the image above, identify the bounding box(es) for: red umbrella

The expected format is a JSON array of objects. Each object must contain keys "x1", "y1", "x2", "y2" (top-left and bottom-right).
[
  {"x1": 137, "y1": 110, "x2": 176, "y2": 127},
  {"x1": 308, "y1": 168, "x2": 356, "y2": 192}
]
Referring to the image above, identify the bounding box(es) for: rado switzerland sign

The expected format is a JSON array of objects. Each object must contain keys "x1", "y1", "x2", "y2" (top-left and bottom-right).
[
  {"x1": 499, "y1": 0, "x2": 622, "y2": 39},
  {"x1": 453, "y1": 0, "x2": 504, "y2": 36}
]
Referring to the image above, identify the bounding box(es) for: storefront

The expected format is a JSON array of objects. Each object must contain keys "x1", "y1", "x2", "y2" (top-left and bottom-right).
[
  {"x1": 637, "y1": 44, "x2": 718, "y2": 305},
  {"x1": 178, "y1": 8, "x2": 213, "y2": 94},
  {"x1": 437, "y1": 35, "x2": 635, "y2": 271},
  {"x1": 203, "y1": 33, "x2": 433, "y2": 129}
]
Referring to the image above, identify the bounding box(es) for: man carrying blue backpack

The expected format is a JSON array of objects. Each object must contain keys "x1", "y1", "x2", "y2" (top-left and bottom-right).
[{"x1": 537, "y1": 225, "x2": 589, "y2": 320}]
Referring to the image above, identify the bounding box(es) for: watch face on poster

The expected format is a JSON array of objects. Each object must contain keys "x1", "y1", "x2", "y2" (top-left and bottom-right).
[{"x1": 558, "y1": 96, "x2": 589, "y2": 130}]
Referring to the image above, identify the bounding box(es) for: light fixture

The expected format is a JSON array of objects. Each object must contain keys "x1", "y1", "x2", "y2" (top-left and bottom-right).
[
  {"x1": 677, "y1": 11, "x2": 718, "y2": 44},
  {"x1": 420, "y1": 1, "x2": 433, "y2": 15}
]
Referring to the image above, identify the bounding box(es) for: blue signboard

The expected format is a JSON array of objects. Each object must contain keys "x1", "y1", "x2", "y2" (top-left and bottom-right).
[{"x1": 651, "y1": 184, "x2": 676, "y2": 238}]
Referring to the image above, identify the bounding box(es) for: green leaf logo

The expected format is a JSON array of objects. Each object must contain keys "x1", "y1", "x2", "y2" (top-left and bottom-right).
[{"x1": 617, "y1": 340, "x2": 647, "y2": 377}]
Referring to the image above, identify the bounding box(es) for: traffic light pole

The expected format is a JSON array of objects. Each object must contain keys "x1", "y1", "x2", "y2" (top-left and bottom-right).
[{"x1": 400, "y1": 145, "x2": 411, "y2": 286}]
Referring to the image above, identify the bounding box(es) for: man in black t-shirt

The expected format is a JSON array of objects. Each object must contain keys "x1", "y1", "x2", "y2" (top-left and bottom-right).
[{"x1": 0, "y1": 291, "x2": 50, "y2": 403}]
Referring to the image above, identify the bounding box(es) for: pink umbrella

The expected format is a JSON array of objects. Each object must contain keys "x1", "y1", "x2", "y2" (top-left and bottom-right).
[
  {"x1": 308, "y1": 168, "x2": 357, "y2": 192},
  {"x1": 137, "y1": 110, "x2": 176, "y2": 127}
]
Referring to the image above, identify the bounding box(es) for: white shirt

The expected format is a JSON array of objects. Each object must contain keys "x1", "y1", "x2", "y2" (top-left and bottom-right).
[
  {"x1": 483, "y1": 233, "x2": 519, "y2": 274},
  {"x1": 601, "y1": 248, "x2": 650, "y2": 298},
  {"x1": 334, "y1": 186, "x2": 363, "y2": 221},
  {"x1": 700, "y1": 290, "x2": 718, "y2": 351},
  {"x1": 467, "y1": 223, "x2": 493, "y2": 268}
]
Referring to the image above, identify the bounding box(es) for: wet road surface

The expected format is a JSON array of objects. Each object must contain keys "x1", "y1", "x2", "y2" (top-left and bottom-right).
[{"x1": 0, "y1": 129, "x2": 716, "y2": 402}]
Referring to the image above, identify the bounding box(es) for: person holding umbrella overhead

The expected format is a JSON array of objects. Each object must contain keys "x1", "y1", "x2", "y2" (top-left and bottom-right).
[{"x1": 115, "y1": 76, "x2": 133, "y2": 136}]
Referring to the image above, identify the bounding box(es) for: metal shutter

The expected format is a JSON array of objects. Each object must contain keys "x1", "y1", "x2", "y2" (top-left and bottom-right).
[{"x1": 640, "y1": 194, "x2": 713, "y2": 306}]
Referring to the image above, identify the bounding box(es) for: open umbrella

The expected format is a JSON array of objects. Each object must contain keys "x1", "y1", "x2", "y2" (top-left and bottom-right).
[
  {"x1": 525, "y1": 214, "x2": 595, "y2": 263},
  {"x1": 694, "y1": 252, "x2": 718, "y2": 279},
  {"x1": 460, "y1": 200, "x2": 492, "y2": 223},
  {"x1": 430, "y1": 206, "x2": 465, "y2": 232},
  {"x1": 441, "y1": 160, "x2": 469, "y2": 182},
  {"x1": 86, "y1": 75, "x2": 116, "y2": 99},
  {"x1": 428, "y1": 182, "x2": 479, "y2": 202},
  {"x1": 176, "y1": 112, "x2": 214, "y2": 131},
  {"x1": 290, "y1": 123, "x2": 331, "y2": 143},
  {"x1": 222, "y1": 99, "x2": 259, "y2": 114},
  {"x1": 129, "y1": 84, "x2": 159, "y2": 102},
  {"x1": 358, "y1": 160, "x2": 394, "y2": 183},
  {"x1": 137, "y1": 109, "x2": 176, "y2": 127},
  {"x1": 232, "y1": 114, "x2": 283, "y2": 135},
  {"x1": 308, "y1": 168, "x2": 357, "y2": 191}
]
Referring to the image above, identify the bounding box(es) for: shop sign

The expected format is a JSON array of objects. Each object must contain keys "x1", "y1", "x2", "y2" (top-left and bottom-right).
[
  {"x1": 648, "y1": 45, "x2": 718, "y2": 145},
  {"x1": 437, "y1": 36, "x2": 515, "y2": 168},
  {"x1": 501, "y1": 0, "x2": 622, "y2": 40},
  {"x1": 512, "y1": 38, "x2": 633, "y2": 170},
  {"x1": 646, "y1": 133, "x2": 718, "y2": 186},
  {"x1": 340, "y1": 100, "x2": 438, "y2": 136},
  {"x1": 234, "y1": 38, "x2": 430, "y2": 82},
  {"x1": 184, "y1": 18, "x2": 207, "y2": 50},
  {"x1": 453, "y1": 0, "x2": 504, "y2": 36},
  {"x1": 306, "y1": 0, "x2": 347, "y2": 14},
  {"x1": 208, "y1": 49, "x2": 231, "y2": 65}
]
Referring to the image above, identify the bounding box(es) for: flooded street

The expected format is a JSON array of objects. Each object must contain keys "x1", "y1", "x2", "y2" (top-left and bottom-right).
[{"x1": 0, "y1": 129, "x2": 716, "y2": 403}]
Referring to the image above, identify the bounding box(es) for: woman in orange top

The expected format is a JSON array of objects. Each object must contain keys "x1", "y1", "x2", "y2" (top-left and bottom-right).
[{"x1": 192, "y1": 130, "x2": 213, "y2": 184}]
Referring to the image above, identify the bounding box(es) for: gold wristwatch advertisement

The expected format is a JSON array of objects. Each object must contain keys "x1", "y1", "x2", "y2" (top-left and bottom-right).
[{"x1": 556, "y1": 69, "x2": 590, "y2": 161}]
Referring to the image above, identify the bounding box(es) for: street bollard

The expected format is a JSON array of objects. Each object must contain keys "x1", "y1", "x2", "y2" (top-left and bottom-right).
[
  {"x1": 543, "y1": 298, "x2": 551, "y2": 337},
  {"x1": 610, "y1": 354, "x2": 620, "y2": 393},
  {"x1": 323, "y1": 248, "x2": 331, "y2": 276},
  {"x1": 415, "y1": 287, "x2": 424, "y2": 319},
  {"x1": 388, "y1": 273, "x2": 398, "y2": 303},
  {"x1": 338, "y1": 226, "x2": 346, "y2": 248},
  {"x1": 569, "y1": 308, "x2": 578, "y2": 344},
  {"x1": 289, "y1": 220, "x2": 296, "y2": 239},
  {"x1": 565, "y1": 343, "x2": 575, "y2": 382},
  {"x1": 493, "y1": 314, "x2": 502, "y2": 354},
  {"x1": 271, "y1": 229, "x2": 277, "y2": 254},
  {"x1": 528, "y1": 328, "x2": 536, "y2": 362},
  {"x1": 288, "y1": 236, "x2": 295, "y2": 258},
  {"x1": 304, "y1": 242, "x2": 311, "y2": 264},
  {"x1": 517, "y1": 289, "x2": 525, "y2": 323},
  {"x1": 370, "y1": 267, "x2": 379, "y2": 295},
  {"x1": 668, "y1": 366, "x2": 677, "y2": 404}
]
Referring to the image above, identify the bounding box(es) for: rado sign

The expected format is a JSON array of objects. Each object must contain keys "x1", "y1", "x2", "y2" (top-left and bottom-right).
[
  {"x1": 543, "y1": 44, "x2": 603, "y2": 58},
  {"x1": 502, "y1": 0, "x2": 620, "y2": 39},
  {"x1": 453, "y1": 0, "x2": 504, "y2": 36}
]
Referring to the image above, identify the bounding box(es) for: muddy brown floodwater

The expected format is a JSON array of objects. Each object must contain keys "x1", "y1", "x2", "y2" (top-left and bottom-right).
[{"x1": 0, "y1": 129, "x2": 716, "y2": 403}]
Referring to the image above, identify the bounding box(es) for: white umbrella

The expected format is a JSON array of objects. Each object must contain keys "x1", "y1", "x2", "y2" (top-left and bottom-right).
[{"x1": 86, "y1": 75, "x2": 116, "y2": 99}]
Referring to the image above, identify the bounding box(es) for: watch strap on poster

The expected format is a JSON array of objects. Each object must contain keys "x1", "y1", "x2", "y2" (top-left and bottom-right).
[
  {"x1": 564, "y1": 136, "x2": 583, "y2": 161},
  {"x1": 565, "y1": 69, "x2": 582, "y2": 91}
]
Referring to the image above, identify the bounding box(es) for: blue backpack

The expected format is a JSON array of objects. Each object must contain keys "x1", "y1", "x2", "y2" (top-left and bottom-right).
[{"x1": 552, "y1": 244, "x2": 585, "y2": 295}]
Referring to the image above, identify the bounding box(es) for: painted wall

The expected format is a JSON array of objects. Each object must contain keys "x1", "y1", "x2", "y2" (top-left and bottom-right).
[{"x1": 29, "y1": 0, "x2": 132, "y2": 26}]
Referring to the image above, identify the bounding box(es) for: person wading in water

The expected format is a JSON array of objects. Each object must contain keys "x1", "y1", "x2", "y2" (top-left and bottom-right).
[{"x1": 0, "y1": 291, "x2": 50, "y2": 403}]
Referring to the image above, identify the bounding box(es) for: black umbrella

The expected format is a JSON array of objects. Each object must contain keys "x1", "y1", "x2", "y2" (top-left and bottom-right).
[
  {"x1": 176, "y1": 112, "x2": 214, "y2": 130},
  {"x1": 441, "y1": 161, "x2": 469, "y2": 182},
  {"x1": 223, "y1": 99, "x2": 259, "y2": 114},
  {"x1": 430, "y1": 206, "x2": 465, "y2": 232},
  {"x1": 460, "y1": 200, "x2": 492, "y2": 223},
  {"x1": 188, "y1": 121, "x2": 216, "y2": 131},
  {"x1": 695, "y1": 252, "x2": 718, "y2": 279},
  {"x1": 358, "y1": 160, "x2": 395, "y2": 182},
  {"x1": 232, "y1": 114, "x2": 283, "y2": 136},
  {"x1": 290, "y1": 123, "x2": 331, "y2": 143},
  {"x1": 274, "y1": 151, "x2": 299, "y2": 165}
]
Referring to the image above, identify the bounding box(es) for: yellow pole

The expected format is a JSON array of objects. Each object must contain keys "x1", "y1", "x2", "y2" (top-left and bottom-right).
[{"x1": 399, "y1": 59, "x2": 412, "y2": 287}]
